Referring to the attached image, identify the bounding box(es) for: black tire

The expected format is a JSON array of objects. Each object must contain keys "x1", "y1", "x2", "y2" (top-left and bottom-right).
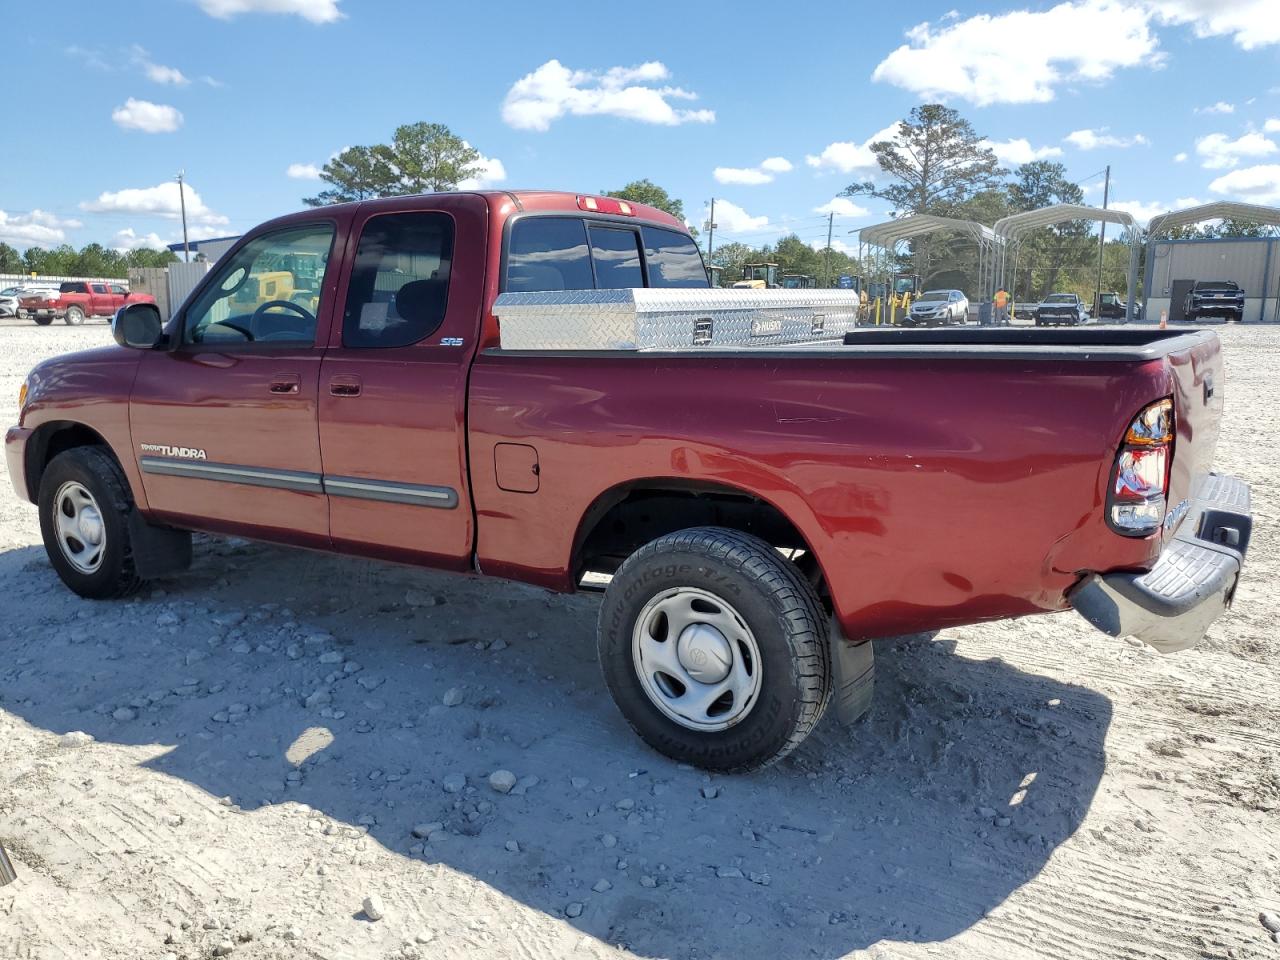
[
  {"x1": 64, "y1": 306, "x2": 85, "y2": 326},
  {"x1": 32, "y1": 314, "x2": 52, "y2": 326},
  {"x1": 38, "y1": 447, "x2": 144, "y2": 599},
  {"x1": 598, "y1": 526, "x2": 832, "y2": 772}
]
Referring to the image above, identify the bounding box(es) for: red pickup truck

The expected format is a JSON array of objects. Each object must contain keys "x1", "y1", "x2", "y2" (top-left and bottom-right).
[
  {"x1": 6, "y1": 190, "x2": 1252, "y2": 771},
  {"x1": 19, "y1": 280, "x2": 154, "y2": 326}
]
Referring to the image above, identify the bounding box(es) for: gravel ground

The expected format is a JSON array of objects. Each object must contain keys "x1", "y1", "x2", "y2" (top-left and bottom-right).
[{"x1": 0, "y1": 316, "x2": 1277, "y2": 960}]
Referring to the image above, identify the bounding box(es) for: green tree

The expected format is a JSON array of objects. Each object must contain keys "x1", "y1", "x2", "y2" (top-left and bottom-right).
[
  {"x1": 303, "y1": 123, "x2": 482, "y2": 207},
  {"x1": 0, "y1": 242, "x2": 23, "y2": 274},
  {"x1": 845, "y1": 104, "x2": 1004, "y2": 217},
  {"x1": 603, "y1": 179, "x2": 687, "y2": 223}
]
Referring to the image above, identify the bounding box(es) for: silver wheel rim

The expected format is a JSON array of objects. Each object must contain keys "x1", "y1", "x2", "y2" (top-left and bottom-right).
[
  {"x1": 631, "y1": 587, "x2": 762, "y2": 732},
  {"x1": 52, "y1": 481, "x2": 106, "y2": 574}
]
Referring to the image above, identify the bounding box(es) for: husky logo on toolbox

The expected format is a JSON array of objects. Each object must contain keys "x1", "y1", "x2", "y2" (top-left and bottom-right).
[{"x1": 140, "y1": 443, "x2": 207, "y2": 460}]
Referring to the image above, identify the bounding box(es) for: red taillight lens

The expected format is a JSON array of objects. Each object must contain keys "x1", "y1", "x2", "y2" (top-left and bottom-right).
[
  {"x1": 1109, "y1": 399, "x2": 1174, "y2": 536},
  {"x1": 576, "y1": 195, "x2": 636, "y2": 216}
]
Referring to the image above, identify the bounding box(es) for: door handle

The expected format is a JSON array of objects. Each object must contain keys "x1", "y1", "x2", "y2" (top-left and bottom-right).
[
  {"x1": 329, "y1": 377, "x2": 362, "y2": 397},
  {"x1": 269, "y1": 374, "x2": 300, "y2": 395}
]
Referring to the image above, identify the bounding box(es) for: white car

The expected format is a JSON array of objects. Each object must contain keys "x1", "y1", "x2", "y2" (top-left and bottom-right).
[{"x1": 906, "y1": 289, "x2": 969, "y2": 326}]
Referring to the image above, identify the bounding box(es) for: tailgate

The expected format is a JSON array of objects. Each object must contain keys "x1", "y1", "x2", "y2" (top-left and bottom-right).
[{"x1": 1163, "y1": 333, "x2": 1224, "y2": 536}]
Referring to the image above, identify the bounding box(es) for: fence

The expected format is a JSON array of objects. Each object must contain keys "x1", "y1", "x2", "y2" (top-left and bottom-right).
[{"x1": 1, "y1": 273, "x2": 125, "y2": 287}]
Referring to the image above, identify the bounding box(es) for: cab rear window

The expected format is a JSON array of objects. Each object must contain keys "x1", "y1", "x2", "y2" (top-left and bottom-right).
[{"x1": 505, "y1": 217, "x2": 708, "y2": 292}]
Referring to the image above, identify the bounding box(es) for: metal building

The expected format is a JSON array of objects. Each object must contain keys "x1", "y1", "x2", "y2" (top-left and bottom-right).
[
  {"x1": 166, "y1": 235, "x2": 240, "y2": 264},
  {"x1": 1143, "y1": 237, "x2": 1280, "y2": 323}
]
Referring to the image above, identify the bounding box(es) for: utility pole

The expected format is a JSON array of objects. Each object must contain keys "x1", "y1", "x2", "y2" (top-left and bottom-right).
[
  {"x1": 706, "y1": 197, "x2": 716, "y2": 262},
  {"x1": 176, "y1": 170, "x2": 190, "y2": 263},
  {"x1": 824, "y1": 211, "x2": 834, "y2": 286},
  {"x1": 1095, "y1": 164, "x2": 1110, "y2": 313}
]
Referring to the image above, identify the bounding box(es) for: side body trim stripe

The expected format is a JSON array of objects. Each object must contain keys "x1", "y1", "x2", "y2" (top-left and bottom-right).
[{"x1": 139, "y1": 457, "x2": 458, "y2": 509}]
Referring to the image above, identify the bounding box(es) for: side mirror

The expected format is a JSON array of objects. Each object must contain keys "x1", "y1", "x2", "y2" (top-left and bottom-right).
[{"x1": 112, "y1": 302, "x2": 164, "y2": 349}]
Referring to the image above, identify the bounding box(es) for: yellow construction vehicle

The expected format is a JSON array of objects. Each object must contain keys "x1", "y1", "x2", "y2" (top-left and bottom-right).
[
  {"x1": 886, "y1": 273, "x2": 922, "y2": 324},
  {"x1": 732, "y1": 262, "x2": 781, "y2": 289},
  {"x1": 708, "y1": 265, "x2": 724, "y2": 287}
]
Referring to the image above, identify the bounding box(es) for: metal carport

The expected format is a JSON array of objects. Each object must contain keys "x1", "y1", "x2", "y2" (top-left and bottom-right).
[
  {"x1": 994, "y1": 204, "x2": 1141, "y2": 323},
  {"x1": 856, "y1": 214, "x2": 1004, "y2": 321},
  {"x1": 1146, "y1": 201, "x2": 1280, "y2": 322}
]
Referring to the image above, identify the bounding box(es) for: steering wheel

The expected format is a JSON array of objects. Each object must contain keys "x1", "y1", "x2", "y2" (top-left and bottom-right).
[{"x1": 251, "y1": 299, "x2": 316, "y2": 332}]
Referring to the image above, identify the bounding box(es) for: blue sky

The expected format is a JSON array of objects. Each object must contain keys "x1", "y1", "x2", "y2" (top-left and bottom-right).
[{"x1": 3, "y1": 0, "x2": 1279, "y2": 257}]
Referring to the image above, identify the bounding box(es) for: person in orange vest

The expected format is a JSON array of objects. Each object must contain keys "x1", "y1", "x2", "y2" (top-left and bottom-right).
[{"x1": 993, "y1": 287, "x2": 1010, "y2": 326}]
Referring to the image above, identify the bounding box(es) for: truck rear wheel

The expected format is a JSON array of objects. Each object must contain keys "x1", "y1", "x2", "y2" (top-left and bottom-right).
[
  {"x1": 597, "y1": 527, "x2": 832, "y2": 772},
  {"x1": 38, "y1": 448, "x2": 144, "y2": 599},
  {"x1": 63, "y1": 306, "x2": 85, "y2": 325}
]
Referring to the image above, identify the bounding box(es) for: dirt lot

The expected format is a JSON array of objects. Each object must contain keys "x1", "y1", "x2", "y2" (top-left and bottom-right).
[{"x1": 0, "y1": 317, "x2": 1277, "y2": 960}]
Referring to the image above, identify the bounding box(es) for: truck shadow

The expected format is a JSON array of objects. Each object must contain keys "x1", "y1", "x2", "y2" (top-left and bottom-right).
[{"x1": 0, "y1": 536, "x2": 1111, "y2": 959}]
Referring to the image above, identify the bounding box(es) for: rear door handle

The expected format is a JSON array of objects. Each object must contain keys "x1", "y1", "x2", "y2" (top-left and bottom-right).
[
  {"x1": 329, "y1": 377, "x2": 362, "y2": 397},
  {"x1": 269, "y1": 374, "x2": 300, "y2": 395}
]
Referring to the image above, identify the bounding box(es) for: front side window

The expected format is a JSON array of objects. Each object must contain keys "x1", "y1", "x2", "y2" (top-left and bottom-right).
[
  {"x1": 642, "y1": 226, "x2": 708, "y2": 289},
  {"x1": 183, "y1": 223, "x2": 334, "y2": 345},
  {"x1": 506, "y1": 218, "x2": 594, "y2": 292},
  {"x1": 342, "y1": 212, "x2": 454, "y2": 349},
  {"x1": 589, "y1": 225, "x2": 644, "y2": 289},
  {"x1": 110, "y1": 284, "x2": 128, "y2": 295}
]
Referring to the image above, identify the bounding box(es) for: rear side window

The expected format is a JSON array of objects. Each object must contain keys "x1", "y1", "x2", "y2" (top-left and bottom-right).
[
  {"x1": 342, "y1": 212, "x2": 454, "y2": 349},
  {"x1": 642, "y1": 226, "x2": 708, "y2": 288},
  {"x1": 589, "y1": 225, "x2": 644, "y2": 289},
  {"x1": 507, "y1": 218, "x2": 594, "y2": 292}
]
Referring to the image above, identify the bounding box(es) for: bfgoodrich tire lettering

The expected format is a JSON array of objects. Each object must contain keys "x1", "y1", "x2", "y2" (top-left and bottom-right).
[
  {"x1": 38, "y1": 447, "x2": 144, "y2": 599},
  {"x1": 598, "y1": 526, "x2": 832, "y2": 772}
]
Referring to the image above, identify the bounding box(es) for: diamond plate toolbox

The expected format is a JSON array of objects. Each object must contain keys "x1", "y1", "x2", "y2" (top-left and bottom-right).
[{"x1": 494, "y1": 288, "x2": 862, "y2": 351}]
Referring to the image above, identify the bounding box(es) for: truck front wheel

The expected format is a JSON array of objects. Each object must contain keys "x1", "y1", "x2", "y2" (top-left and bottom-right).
[
  {"x1": 597, "y1": 527, "x2": 832, "y2": 772},
  {"x1": 63, "y1": 306, "x2": 85, "y2": 325},
  {"x1": 38, "y1": 447, "x2": 144, "y2": 599}
]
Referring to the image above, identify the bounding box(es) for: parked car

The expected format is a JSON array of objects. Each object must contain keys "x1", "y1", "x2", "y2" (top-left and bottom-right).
[
  {"x1": 1094, "y1": 291, "x2": 1141, "y2": 322},
  {"x1": 1, "y1": 284, "x2": 58, "y2": 318},
  {"x1": 6, "y1": 190, "x2": 1252, "y2": 772},
  {"x1": 18, "y1": 281, "x2": 154, "y2": 326},
  {"x1": 1185, "y1": 280, "x2": 1244, "y2": 322},
  {"x1": 1035, "y1": 292, "x2": 1090, "y2": 326},
  {"x1": 904, "y1": 289, "x2": 968, "y2": 326}
]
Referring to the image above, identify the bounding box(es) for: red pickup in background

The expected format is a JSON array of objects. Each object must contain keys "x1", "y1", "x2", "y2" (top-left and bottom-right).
[{"x1": 18, "y1": 280, "x2": 155, "y2": 326}]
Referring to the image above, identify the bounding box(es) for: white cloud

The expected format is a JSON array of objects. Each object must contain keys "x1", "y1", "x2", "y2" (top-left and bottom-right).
[
  {"x1": 872, "y1": 1, "x2": 1159, "y2": 106},
  {"x1": 81, "y1": 181, "x2": 228, "y2": 226},
  {"x1": 286, "y1": 162, "x2": 322, "y2": 180},
  {"x1": 713, "y1": 157, "x2": 793, "y2": 185},
  {"x1": 705, "y1": 199, "x2": 769, "y2": 234},
  {"x1": 808, "y1": 237, "x2": 858, "y2": 255},
  {"x1": 1195, "y1": 101, "x2": 1234, "y2": 114},
  {"x1": 1264, "y1": 118, "x2": 1280, "y2": 133},
  {"x1": 1110, "y1": 195, "x2": 1202, "y2": 225},
  {"x1": 985, "y1": 138, "x2": 1064, "y2": 164},
  {"x1": 813, "y1": 197, "x2": 870, "y2": 218},
  {"x1": 457, "y1": 151, "x2": 507, "y2": 190},
  {"x1": 1174, "y1": 151, "x2": 1189, "y2": 162},
  {"x1": 1064, "y1": 128, "x2": 1149, "y2": 150},
  {"x1": 0, "y1": 209, "x2": 82, "y2": 247},
  {"x1": 502, "y1": 60, "x2": 714, "y2": 132},
  {"x1": 145, "y1": 62, "x2": 189, "y2": 85},
  {"x1": 197, "y1": 0, "x2": 342, "y2": 22},
  {"x1": 1148, "y1": 0, "x2": 1280, "y2": 51},
  {"x1": 112, "y1": 228, "x2": 167, "y2": 251},
  {"x1": 1209, "y1": 164, "x2": 1280, "y2": 203},
  {"x1": 1195, "y1": 131, "x2": 1277, "y2": 169},
  {"x1": 806, "y1": 124, "x2": 899, "y2": 175},
  {"x1": 111, "y1": 98, "x2": 183, "y2": 133}
]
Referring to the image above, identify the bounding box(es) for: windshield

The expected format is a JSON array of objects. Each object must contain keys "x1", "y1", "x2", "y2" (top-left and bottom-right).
[
  {"x1": 915, "y1": 291, "x2": 948, "y2": 303},
  {"x1": 1195, "y1": 280, "x2": 1238, "y2": 289},
  {"x1": 1044, "y1": 294, "x2": 1075, "y2": 303}
]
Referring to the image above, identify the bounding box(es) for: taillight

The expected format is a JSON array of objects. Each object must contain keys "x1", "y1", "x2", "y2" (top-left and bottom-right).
[
  {"x1": 576, "y1": 195, "x2": 635, "y2": 216},
  {"x1": 1108, "y1": 398, "x2": 1173, "y2": 536}
]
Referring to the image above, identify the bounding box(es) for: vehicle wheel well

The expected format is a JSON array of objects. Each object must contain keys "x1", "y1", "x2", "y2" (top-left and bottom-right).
[
  {"x1": 25, "y1": 422, "x2": 111, "y2": 502},
  {"x1": 573, "y1": 482, "x2": 829, "y2": 604}
]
